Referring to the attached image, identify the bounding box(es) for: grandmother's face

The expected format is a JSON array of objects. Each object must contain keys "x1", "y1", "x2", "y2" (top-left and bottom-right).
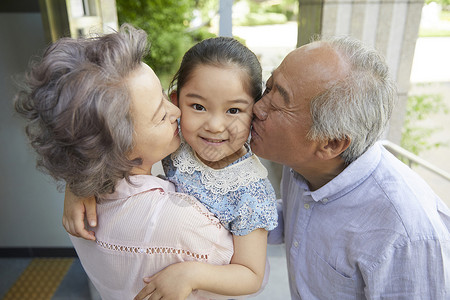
[{"x1": 127, "y1": 63, "x2": 181, "y2": 175}]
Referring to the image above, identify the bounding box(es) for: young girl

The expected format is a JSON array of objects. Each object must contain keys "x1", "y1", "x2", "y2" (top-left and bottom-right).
[
  {"x1": 141, "y1": 36, "x2": 277, "y2": 298},
  {"x1": 65, "y1": 37, "x2": 277, "y2": 299}
]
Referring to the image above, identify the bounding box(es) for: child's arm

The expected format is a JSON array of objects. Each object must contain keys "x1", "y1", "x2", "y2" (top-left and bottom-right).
[
  {"x1": 62, "y1": 186, "x2": 97, "y2": 241},
  {"x1": 134, "y1": 228, "x2": 267, "y2": 299}
]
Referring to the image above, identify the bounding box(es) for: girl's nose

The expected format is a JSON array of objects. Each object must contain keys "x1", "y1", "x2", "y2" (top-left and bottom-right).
[{"x1": 205, "y1": 115, "x2": 226, "y2": 133}]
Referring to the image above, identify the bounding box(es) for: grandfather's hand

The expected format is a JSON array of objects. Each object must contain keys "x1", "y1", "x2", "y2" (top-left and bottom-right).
[{"x1": 62, "y1": 186, "x2": 97, "y2": 241}]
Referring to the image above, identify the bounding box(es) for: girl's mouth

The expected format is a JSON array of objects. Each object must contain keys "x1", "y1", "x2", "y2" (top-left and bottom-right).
[{"x1": 201, "y1": 137, "x2": 226, "y2": 144}]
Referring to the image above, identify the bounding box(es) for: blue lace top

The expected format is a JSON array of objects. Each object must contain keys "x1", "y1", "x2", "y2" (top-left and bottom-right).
[{"x1": 162, "y1": 142, "x2": 277, "y2": 236}]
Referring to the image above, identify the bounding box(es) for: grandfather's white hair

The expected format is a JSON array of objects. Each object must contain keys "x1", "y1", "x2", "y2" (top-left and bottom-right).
[{"x1": 307, "y1": 35, "x2": 396, "y2": 164}]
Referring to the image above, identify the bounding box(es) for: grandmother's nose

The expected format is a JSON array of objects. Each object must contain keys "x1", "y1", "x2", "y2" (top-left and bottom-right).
[{"x1": 168, "y1": 101, "x2": 181, "y2": 122}]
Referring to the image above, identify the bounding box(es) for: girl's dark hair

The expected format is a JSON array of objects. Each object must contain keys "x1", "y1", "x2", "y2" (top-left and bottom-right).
[
  {"x1": 14, "y1": 24, "x2": 148, "y2": 197},
  {"x1": 169, "y1": 37, "x2": 262, "y2": 102}
]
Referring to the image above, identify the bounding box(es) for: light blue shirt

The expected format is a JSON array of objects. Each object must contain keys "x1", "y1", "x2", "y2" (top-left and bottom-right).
[{"x1": 268, "y1": 142, "x2": 450, "y2": 299}]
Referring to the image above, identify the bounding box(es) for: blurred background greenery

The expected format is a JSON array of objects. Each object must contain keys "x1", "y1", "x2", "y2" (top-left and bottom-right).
[
  {"x1": 116, "y1": 0, "x2": 215, "y2": 87},
  {"x1": 116, "y1": 0, "x2": 449, "y2": 88},
  {"x1": 115, "y1": 0, "x2": 298, "y2": 88}
]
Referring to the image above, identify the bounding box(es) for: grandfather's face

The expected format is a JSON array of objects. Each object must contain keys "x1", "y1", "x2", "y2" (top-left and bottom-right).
[{"x1": 250, "y1": 42, "x2": 348, "y2": 171}]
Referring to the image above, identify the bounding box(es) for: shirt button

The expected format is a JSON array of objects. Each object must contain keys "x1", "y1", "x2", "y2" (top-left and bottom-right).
[
  {"x1": 293, "y1": 241, "x2": 299, "y2": 248},
  {"x1": 304, "y1": 203, "x2": 310, "y2": 209},
  {"x1": 322, "y1": 198, "x2": 329, "y2": 204}
]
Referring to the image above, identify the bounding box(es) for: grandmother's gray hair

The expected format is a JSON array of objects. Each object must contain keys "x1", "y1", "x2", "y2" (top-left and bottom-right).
[
  {"x1": 14, "y1": 24, "x2": 148, "y2": 197},
  {"x1": 307, "y1": 35, "x2": 396, "y2": 164}
]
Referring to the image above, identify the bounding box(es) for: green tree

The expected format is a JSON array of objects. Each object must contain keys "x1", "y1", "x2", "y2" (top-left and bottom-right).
[{"x1": 116, "y1": 0, "x2": 195, "y2": 87}]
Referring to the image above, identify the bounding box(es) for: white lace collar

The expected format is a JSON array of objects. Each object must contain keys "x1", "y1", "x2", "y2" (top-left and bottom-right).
[{"x1": 171, "y1": 142, "x2": 268, "y2": 195}]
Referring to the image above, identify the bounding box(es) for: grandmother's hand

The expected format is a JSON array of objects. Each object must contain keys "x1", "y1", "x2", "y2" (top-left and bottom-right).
[
  {"x1": 134, "y1": 262, "x2": 196, "y2": 300},
  {"x1": 62, "y1": 186, "x2": 97, "y2": 241}
]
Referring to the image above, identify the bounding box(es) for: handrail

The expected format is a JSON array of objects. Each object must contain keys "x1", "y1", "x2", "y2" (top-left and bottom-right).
[{"x1": 380, "y1": 140, "x2": 450, "y2": 182}]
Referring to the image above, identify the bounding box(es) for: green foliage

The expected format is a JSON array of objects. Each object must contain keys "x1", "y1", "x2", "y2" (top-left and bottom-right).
[
  {"x1": 194, "y1": 0, "x2": 219, "y2": 22},
  {"x1": 263, "y1": 0, "x2": 297, "y2": 20},
  {"x1": 188, "y1": 26, "x2": 216, "y2": 43},
  {"x1": 425, "y1": 0, "x2": 450, "y2": 8},
  {"x1": 116, "y1": 0, "x2": 195, "y2": 87},
  {"x1": 401, "y1": 93, "x2": 449, "y2": 156},
  {"x1": 441, "y1": 10, "x2": 450, "y2": 20},
  {"x1": 235, "y1": 12, "x2": 288, "y2": 26},
  {"x1": 419, "y1": 28, "x2": 450, "y2": 37},
  {"x1": 235, "y1": 0, "x2": 296, "y2": 25}
]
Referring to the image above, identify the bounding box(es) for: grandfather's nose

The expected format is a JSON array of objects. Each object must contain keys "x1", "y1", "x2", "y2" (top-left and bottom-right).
[{"x1": 253, "y1": 98, "x2": 268, "y2": 121}]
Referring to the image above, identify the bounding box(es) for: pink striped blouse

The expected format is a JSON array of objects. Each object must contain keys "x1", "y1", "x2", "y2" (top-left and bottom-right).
[{"x1": 70, "y1": 175, "x2": 234, "y2": 300}]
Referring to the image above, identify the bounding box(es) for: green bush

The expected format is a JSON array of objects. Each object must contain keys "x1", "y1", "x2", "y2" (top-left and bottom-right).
[{"x1": 401, "y1": 93, "x2": 449, "y2": 156}]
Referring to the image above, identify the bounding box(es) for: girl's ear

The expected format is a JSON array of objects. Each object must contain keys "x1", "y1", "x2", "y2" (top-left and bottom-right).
[{"x1": 170, "y1": 91, "x2": 179, "y2": 107}]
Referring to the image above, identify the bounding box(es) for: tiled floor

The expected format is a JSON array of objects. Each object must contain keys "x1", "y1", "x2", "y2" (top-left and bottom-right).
[
  {"x1": 0, "y1": 257, "x2": 92, "y2": 300},
  {"x1": 0, "y1": 244, "x2": 291, "y2": 300}
]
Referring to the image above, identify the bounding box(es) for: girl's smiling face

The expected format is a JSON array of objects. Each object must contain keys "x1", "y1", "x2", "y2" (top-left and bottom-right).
[{"x1": 176, "y1": 64, "x2": 254, "y2": 169}]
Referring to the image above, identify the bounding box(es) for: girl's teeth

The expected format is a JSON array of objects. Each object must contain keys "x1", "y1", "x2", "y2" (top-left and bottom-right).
[{"x1": 207, "y1": 139, "x2": 223, "y2": 143}]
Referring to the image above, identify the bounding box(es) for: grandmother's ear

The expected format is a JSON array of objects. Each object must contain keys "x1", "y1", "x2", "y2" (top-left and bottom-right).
[{"x1": 169, "y1": 91, "x2": 179, "y2": 107}]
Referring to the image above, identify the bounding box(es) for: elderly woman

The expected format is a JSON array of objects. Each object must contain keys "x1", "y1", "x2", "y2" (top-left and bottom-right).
[{"x1": 14, "y1": 24, "x2": 233, "y2": 300}]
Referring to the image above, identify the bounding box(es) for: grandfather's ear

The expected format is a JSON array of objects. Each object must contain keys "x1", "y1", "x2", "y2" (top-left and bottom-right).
[
  {"x1": 169, "y1": 91, "x2": 179, "y2": 107},
  {"x1": 316, "y1": 137, "x2": 350, "y2": 160}
]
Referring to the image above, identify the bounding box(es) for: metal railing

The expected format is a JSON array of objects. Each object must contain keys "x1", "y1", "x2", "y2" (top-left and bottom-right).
[{"x1": 381, "y1": 140, "x2": 450, "y2": 182}]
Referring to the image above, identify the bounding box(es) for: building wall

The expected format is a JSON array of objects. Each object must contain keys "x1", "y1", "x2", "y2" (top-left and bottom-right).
[{"x1": 321, "y1": 0, "x2": 424, "y2": 143}]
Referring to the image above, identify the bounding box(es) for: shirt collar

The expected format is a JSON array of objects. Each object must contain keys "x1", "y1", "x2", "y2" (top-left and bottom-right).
[
  {"x1": 100, "y1": 175, "x2": 175, "y2": 201},
  {"x1": 293, "y1": 142, "x2": 382, "y2": 203}
]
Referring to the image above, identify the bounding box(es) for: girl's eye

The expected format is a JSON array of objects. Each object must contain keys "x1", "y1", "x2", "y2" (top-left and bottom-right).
[
  {"x1": 192, "y1": 104, "x2": 205, "y2": 111},
  {"x1": 161, "y1": 113, "x2": 167, "y2": 122},
  {"x1": 227, "y1": 108, "x2": 240, "y2": 114}
]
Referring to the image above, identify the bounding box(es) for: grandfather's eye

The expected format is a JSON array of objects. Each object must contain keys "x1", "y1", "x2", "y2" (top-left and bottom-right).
[
  {"x1": 263, "y1": 86, "x2": 271, "y2": 95},
  {"x1": 192, "y1": 104, "x2": 205, "y2": 111}
]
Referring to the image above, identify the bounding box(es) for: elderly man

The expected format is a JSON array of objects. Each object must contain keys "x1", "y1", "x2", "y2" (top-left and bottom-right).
[{"x1": 250, "y1": 36, "x2": 450, "y2": 299}]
